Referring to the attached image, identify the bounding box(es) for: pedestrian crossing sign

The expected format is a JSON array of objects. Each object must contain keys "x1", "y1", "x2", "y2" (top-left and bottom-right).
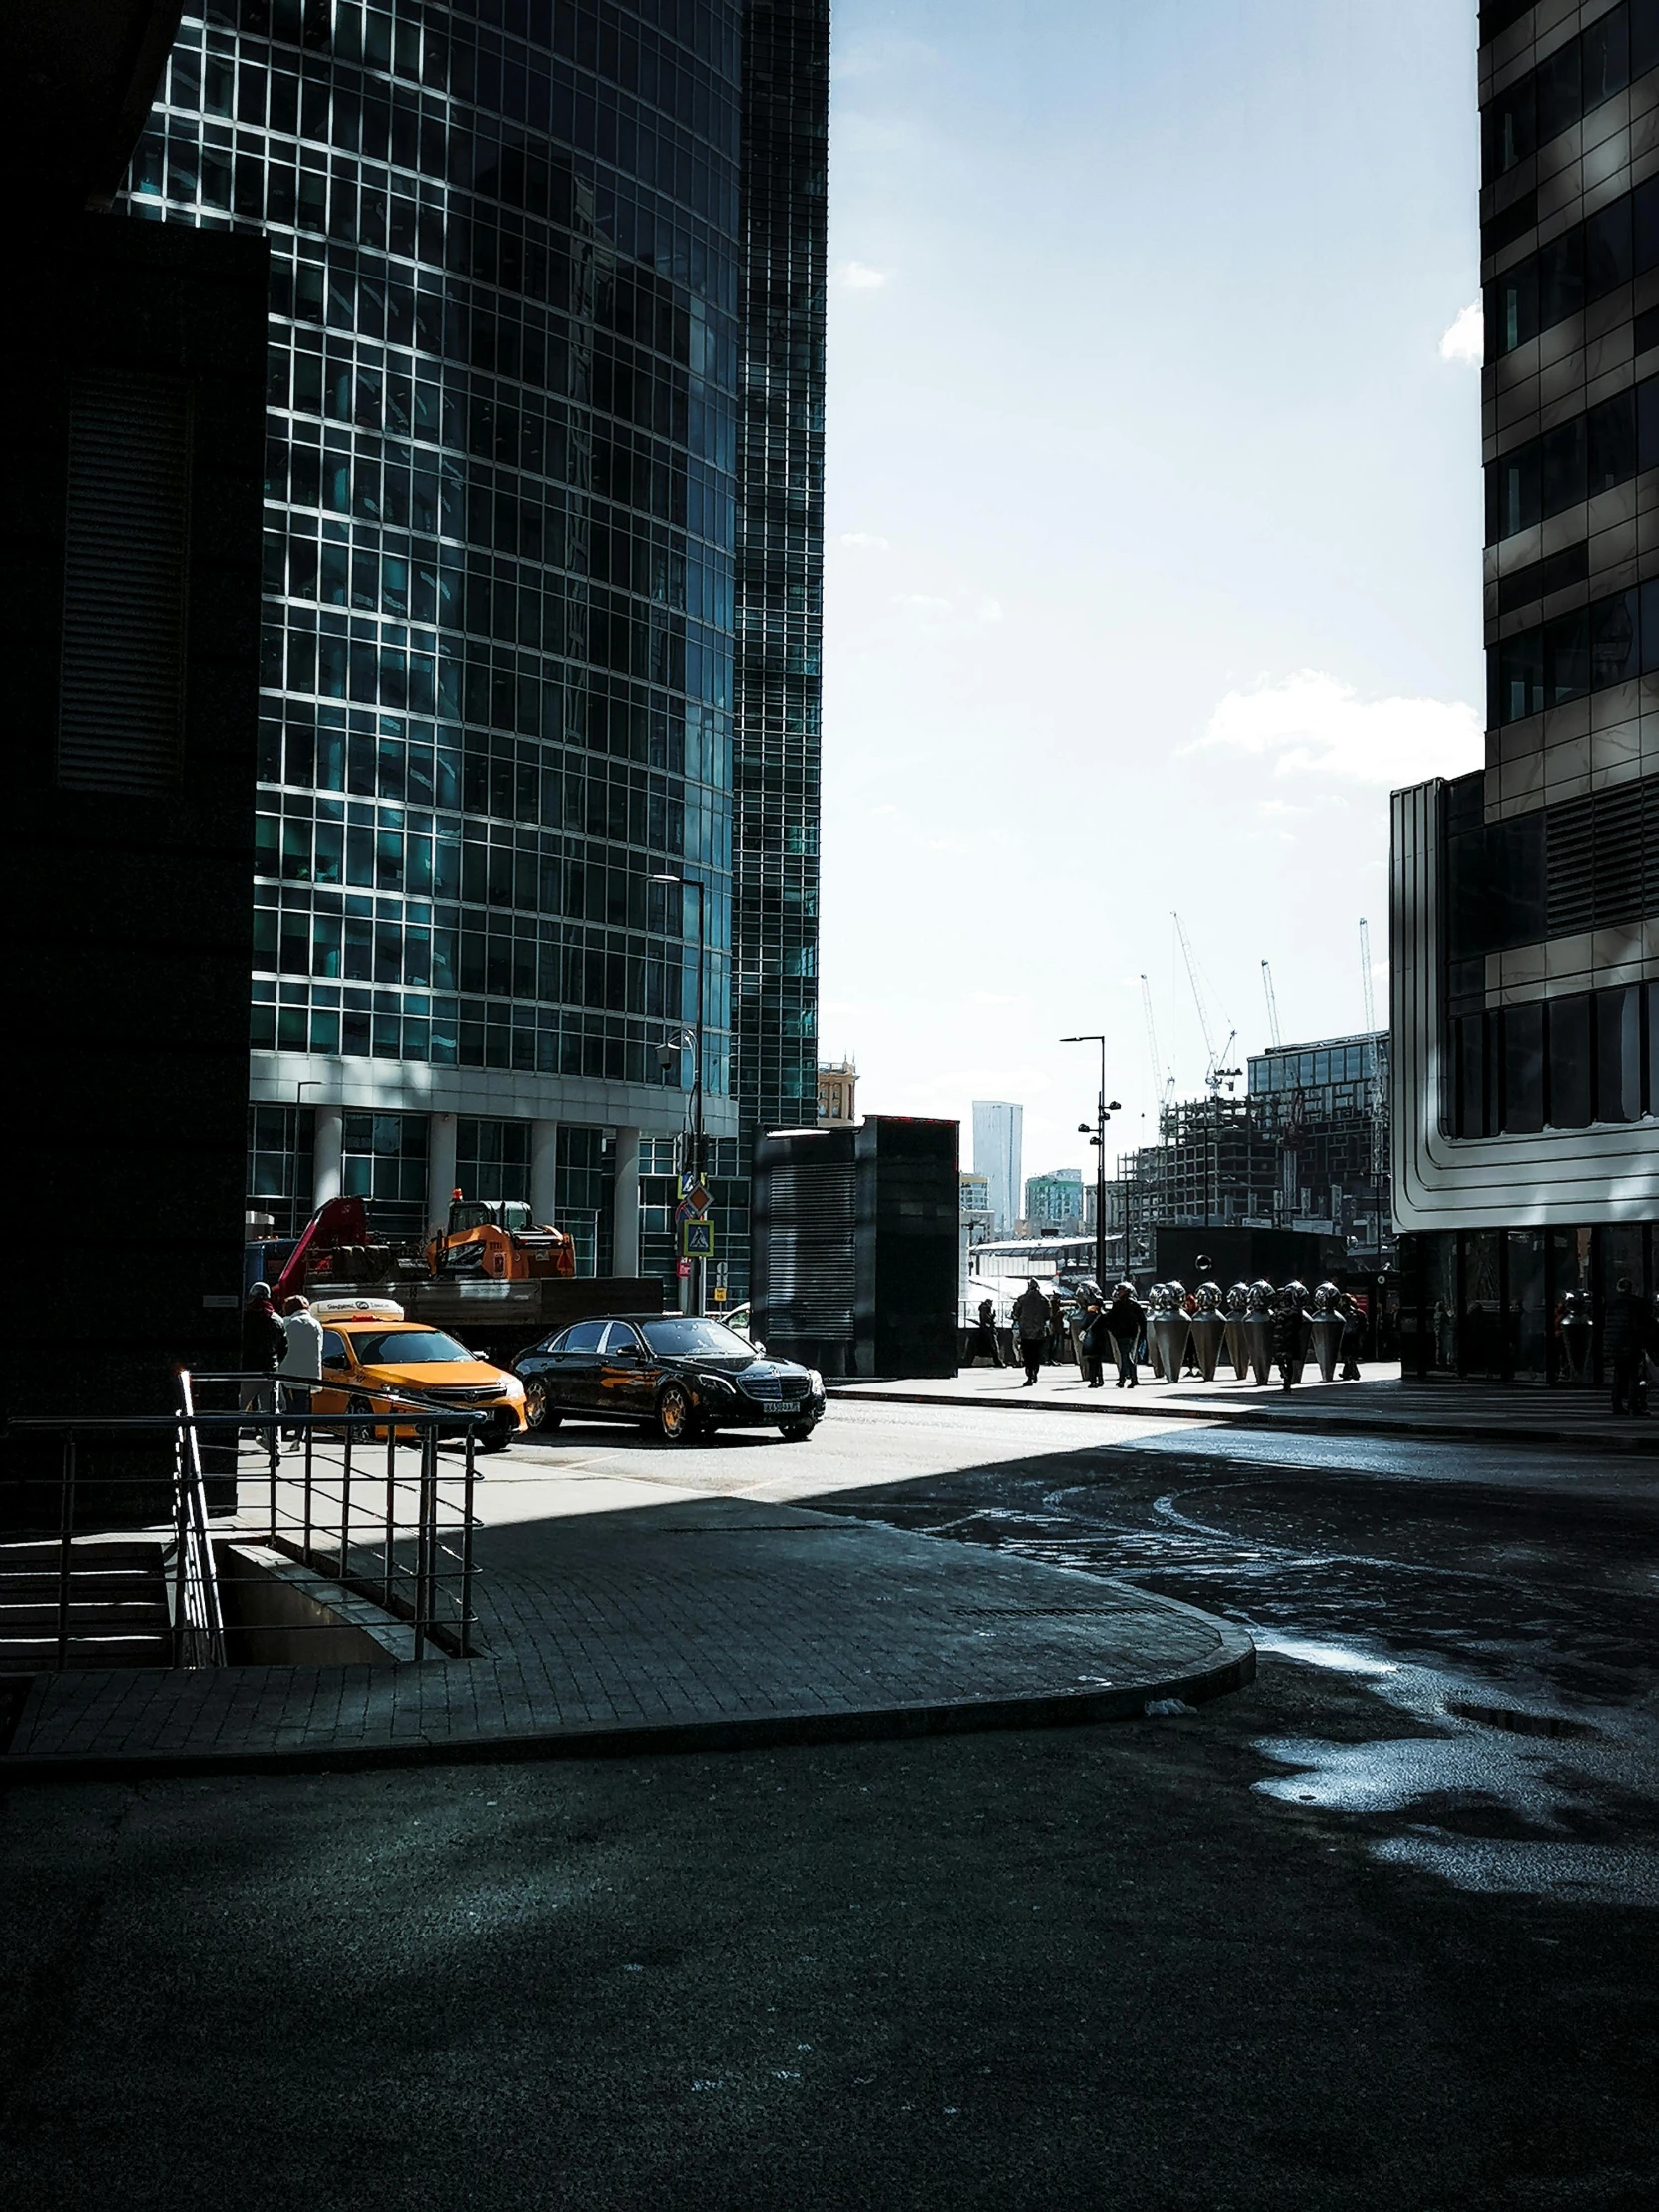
[{"x1": 681, "y1": 1218, "x2": 715, "y2": 1258}]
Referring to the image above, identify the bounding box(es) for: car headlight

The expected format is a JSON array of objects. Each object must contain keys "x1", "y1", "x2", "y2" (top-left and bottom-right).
[
  {"x1": 807, "y1": 1369, "x2": 824, "y2": 1394},
  {"x1": 500, "y1": 1376, "x2": 525, "y2": 1401},
  {"x1": 697, "y1": 1371, "x2": 736, "y2": 1395}
]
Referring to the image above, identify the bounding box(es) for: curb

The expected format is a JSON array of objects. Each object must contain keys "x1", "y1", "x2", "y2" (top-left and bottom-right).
[
  {"x1": 826, "y1": 1384, "x2": 1659, "y2": 1457},
  {"x1": 0, "y1": 1626, "x2": 1255, "y2": 1786}
]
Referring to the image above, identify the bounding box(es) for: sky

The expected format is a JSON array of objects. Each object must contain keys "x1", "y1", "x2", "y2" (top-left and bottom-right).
[{"x1": 817, "y1": 0, "x2": 1483, "y2": 1187}]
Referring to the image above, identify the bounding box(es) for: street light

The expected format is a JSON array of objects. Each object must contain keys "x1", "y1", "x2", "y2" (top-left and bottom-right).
[
  {"x1": 1061, "y1": 1033, "x2": 1121, "y2": 1290},
  {"x1": 653, "y1": 873, "x2": 706, "y2": 1315}
]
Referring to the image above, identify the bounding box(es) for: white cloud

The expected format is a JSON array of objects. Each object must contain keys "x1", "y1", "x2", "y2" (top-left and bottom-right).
[
  {"x1": 1197, "y1": 670, "x2": 1483, "y2": 785},
  {"x1": 894, "y1": 592, "x2": 954, "y2": 613},
  {"x1": 833, "y1": 260, "x2": 891, "y2": 290},
  {"x1": 976, "y1": 599, "x2": 1004, "y2": 623},
  {"x1": 1439, "y1": 300, "x2": 1483, "y2": 365},
  {"x1": 836, "y1": 530, "x2": 891, "y2": 551}
]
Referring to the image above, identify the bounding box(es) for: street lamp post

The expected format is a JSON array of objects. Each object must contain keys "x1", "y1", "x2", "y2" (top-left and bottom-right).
[
  {"x1": 654, "y1": 874, "x2": 706, "y2": 1315},
  {"x1": 1060, "y1": 1034, "x2": 1121, "y2": 1290}
]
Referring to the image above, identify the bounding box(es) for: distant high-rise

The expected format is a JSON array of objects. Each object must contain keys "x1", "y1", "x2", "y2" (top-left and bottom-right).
[
  {"x1": 972, "y1": 1100, "x2": 1023, "y2": 1238},
  {"x1": 1390, "y1": 0, "x2": 1658, "y2": 1380},
  {"x1": 118, "y1": 0, "x2": 826, "y2": 1300}
]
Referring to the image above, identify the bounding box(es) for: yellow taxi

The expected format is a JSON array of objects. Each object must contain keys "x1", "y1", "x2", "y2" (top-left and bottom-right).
[{"x1": 309, "y1": 1298, "x2": 527, "y2": 1452}]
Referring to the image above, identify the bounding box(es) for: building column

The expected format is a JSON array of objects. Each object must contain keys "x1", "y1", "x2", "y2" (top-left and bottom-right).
[
  {"x1": 612, "y1": 1125, "x2": 641, "y2": 1277},
  {"x1": 428, "y1": 1112, "x2": 458, "y2": 1228},
  {"x1": 530, "y1": 1118, "x2": 559, "y2": 1228},
  {"x1": 313, "y1": 1105, "x2": 343, "y2": 1207}
]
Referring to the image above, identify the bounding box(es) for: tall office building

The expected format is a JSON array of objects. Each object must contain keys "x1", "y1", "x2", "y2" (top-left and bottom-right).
[
  {"x1": 1390, "y1": 0, "x2": 1659, "y2": 1380},
  {"x1": 971, "y1": 1099, "x2": 1022, "y2": 1238},
  {"x1": 119, "y1": 0, "x2": 825, "y2": 1298}
]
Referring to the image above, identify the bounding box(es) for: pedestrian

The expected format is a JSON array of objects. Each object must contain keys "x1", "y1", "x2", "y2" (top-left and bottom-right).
[
  {"x1": 1269, "y1": 1286, "x2": 1307, "y2": 1392},
  {"x1": 278, "y1": 1294, "x2": 324, "y2": 1446},
  {"x1": 975, "y1": 1295, "x2": 1006, "y2": 1369},
  {"x1": 1338, "y1": 1291, "x2": 1364, "y2": 1382},
  {"x1": 1105, "y1": 1282, "x2": 1145, "y2": 1389},
  {"x1": 1012, "y1": 1278, "x2": 1050, "y2": 1387},
  {"x1": 1046, "y1": 1289, "x2": 1068, "y2": 1368},
  {"x1": 1080, "y1": 1294, "x2": 1109, "y2": 1387},
  {"x1": 240, "y1": 1282, "x2": 287, "y2": 1427},
  {"x1": 1603, "y1": 1277, "x2": 1652, "y2": 1416}
]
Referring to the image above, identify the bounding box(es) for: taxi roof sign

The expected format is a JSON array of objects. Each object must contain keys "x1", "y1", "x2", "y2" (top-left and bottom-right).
[{"x1": 308, "y1": 1296, "x2": 407, "y2": 1322}]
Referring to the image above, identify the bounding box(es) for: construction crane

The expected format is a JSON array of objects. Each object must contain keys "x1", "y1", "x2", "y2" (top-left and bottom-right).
[
  {"x1": 1359, "y1": 917, "x2": 1377, "y2": 1034},
  {"x1": 1140, "y1": 974, "x2": 1174, "y2": 1108},
  {"x1": 1172, "y1": 911, "x2": 1239, "y2": 1095},
  {"x1": 1261, "y1": 960, "x2": 1282, "y2": 1050}
]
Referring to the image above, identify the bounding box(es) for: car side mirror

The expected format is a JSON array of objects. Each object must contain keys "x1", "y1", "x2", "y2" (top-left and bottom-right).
[{"x1": 752, "y1": 1339, "x2": 766, "y2": 1357}]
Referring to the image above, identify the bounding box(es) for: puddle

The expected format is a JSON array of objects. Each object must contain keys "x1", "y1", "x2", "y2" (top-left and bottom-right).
[
  {"x1": 1370, "y1": 1834, "x2": 1659, "y2": 1906},
  {"x1": 1255, "y1": 1635, "x2": 1396, "y2": 1676},
  {"x1": 820, "y1": 1470, "x2": 1659, "y2": 1907},
  {"x1": 1252, "y1": 1731, "x2": 1583, "y2": 1818}
]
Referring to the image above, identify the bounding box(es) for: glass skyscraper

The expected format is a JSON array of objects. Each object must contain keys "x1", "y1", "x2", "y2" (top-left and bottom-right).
[{"x1": 120, "y1": 0, "x2": 825, "y2": 1295}]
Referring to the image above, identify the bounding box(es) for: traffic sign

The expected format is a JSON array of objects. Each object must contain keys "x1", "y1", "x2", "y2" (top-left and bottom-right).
[
  {"x1": 712, "y1": 1286, "x2": 728, "y2": 1304},
  {"x1": 681, "y1": 1218, "x2": 715, "y2": 1259},
  {"x1": 679, "y1": 1177, "x2": 713, "y2": 1215},
  {"x1": 676, "y1": 1258, "x2": 691, "y2": 1279}
]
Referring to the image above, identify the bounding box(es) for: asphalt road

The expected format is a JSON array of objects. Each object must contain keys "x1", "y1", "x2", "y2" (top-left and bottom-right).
[{"x1": 2, "y1": 1400, "x2": 1656, "y2": 2210}]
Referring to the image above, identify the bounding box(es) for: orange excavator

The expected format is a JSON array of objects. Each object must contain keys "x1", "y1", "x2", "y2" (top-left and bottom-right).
[
  {"x1": 268, "y1": 1190, "x2": 575, "y2": 1305},
  {"x1": 426, "y1": 1191, "x2": 576, "y2": 1281}
]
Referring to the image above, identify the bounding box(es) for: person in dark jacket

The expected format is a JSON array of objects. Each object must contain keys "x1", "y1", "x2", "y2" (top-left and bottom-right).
[
  {"x1": 241, "y1": 1282, "x2": 288, "y2": 1418},
  {"x1": 1046, "y1": 1290, "x2": 1069, "y2": 1367},
  {"x1": 974, "y1": 1296, "x2": 1006, "y2": 1368},
  {"x1": 1105, "y1": 1284, "x2": 1145, "y2": 1389},
  {"x1": 1338, "y1": 1291, "x2": 1365, "y2": 1382},
  {"x1": 1270, "y1": 1285, "x2": 1309, "y2": 1392},
  {"x1": 1603, "y1": 1278, "x2": 1652, "y2": 1416},
  {"x1": 1079, "y1": 1295, "x2": 1109, "y2": 1387},
  {"x1": 1012, "y1": 1279, "x2": 1050, "y2": 1386}
]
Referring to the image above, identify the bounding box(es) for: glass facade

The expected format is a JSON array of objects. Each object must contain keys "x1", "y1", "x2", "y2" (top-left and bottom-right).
[
  {"x1": 732, "y1": 0, "x2": 826, "y2": 1142},
  {"x1": 116, "y1": 2, "x2": 825, "y2": 1293},
  {"x1": 1399, "y1": 1223, "x2": 1654, "y2": 1385},
  {"x1": 122, "y1": 0, "x2": 741, "y2": 1096}
]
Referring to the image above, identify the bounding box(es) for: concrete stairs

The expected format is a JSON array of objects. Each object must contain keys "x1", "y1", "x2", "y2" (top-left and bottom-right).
[{"x1": 0, "y1": 1537, "x2": 172, "y2": 1670}]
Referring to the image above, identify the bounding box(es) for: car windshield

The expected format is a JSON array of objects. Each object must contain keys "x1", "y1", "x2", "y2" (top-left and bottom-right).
[
  {"x1": 639, "y1": 1319, "x2": 754, "y2": 1359},
  {"x1": 348, "y1": 1328, "x2": 473, "y2": 1366}
]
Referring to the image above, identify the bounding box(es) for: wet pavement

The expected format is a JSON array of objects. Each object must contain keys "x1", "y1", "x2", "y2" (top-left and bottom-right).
[
  {"x1": 789, "y1": 1403, "x2": 1659, "y2": 1911},
  {"x1": 3, "y1": 1400, "x2": 1657, "y2": 2208}
]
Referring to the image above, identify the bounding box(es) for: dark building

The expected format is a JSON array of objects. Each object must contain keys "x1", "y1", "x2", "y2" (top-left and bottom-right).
[
  {"x1": 117, "y1": 0, "x2": 826, "y2": 1307},
  {"x1": 1390, "y1": 0, "x2": 1659, "y2": 1382},
  {"x1": 752, "y1": 1117, "x2": 958, "y2": 1378},
  {"x1": 7, "y1": 1, "x2": 268, "y2": 1427}
]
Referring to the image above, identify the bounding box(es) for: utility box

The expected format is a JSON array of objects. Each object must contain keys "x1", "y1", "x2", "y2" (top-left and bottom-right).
[{"x1": 752, "y1": 1117, "x2": 958, "y2": 1379}]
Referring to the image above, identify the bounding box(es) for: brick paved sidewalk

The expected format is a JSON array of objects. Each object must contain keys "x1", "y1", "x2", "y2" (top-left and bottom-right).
[
  {"x1": 830, "y1": 1364, "x2": 1658, "y2": 1453},
  {"x1": 0, "y1": 1493, "x2": 1253, "y2": 1778}
]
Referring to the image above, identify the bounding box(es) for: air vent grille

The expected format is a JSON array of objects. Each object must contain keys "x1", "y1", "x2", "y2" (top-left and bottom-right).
[
  {"x1": 1545, "y1": 780, "x2": 1658, "y2": 937},
  {"x1": 57, "y1": 377, "x2": 191, "y2": 796}
]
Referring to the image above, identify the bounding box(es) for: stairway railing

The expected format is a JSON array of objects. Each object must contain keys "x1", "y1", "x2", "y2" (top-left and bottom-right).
[{"x1": 4, "y1": 1381, "x2": 483, "y2": 1670}]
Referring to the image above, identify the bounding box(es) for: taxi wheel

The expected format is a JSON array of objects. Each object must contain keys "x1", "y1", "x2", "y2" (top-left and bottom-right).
[
  {"x1": 524, "y1": 1379, "x2": 561, "y2": 1434},
  {"x1": 655, "y1": 1382, "x2": 697, "y2": 1445},
  {"x1": 345, "y1": 1395, "x2": 379, "y2": 1446}
]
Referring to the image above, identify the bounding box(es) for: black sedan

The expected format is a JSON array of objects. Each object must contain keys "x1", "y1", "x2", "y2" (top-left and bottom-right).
[{"x1": 513, "y1": 1314, "x2": 827, "y2": 1444}]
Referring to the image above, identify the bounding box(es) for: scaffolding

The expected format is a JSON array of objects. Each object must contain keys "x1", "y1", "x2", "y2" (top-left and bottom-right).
[{"x1": 1114, "y1": 1031, "x2": 1393, "y2": 1268}]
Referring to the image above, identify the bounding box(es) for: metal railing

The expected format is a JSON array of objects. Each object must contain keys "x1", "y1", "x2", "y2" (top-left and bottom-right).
[
  {"x1": 3, "y1": 1374, "x2": 484, "y2": 1671},
  {"x1": 173, "y1": 1371, "x2": 227, "y2": 1667}
]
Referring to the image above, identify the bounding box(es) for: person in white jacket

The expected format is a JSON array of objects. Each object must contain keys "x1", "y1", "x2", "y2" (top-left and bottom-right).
[{"x1": 278, "y1": 1295, "x2": 325, "y2": 1442}]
